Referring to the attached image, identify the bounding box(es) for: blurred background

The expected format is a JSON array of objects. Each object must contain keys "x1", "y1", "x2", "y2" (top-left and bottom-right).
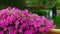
[{"x1": 0, "y1": 0, "x2": 60, "y2": 29}]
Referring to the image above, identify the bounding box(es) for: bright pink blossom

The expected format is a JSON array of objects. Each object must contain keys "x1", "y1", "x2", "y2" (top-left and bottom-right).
[{"x1": 0, "y1": 7, "x2": 56, "y2": 34}]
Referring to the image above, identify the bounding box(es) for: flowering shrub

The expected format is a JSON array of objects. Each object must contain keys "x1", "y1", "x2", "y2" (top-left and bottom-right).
[{"x1": 0, "y1": 7, "x2": 56, "y2": 34}]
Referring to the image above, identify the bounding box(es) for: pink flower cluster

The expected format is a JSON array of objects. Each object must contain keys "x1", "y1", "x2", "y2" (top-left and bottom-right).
[{"x1": 0, "y1": 7, "x2": 56, "y2": 34}]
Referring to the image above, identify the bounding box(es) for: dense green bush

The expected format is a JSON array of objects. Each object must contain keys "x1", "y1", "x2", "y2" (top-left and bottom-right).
[
  {"x1": 28, "y1": 9, "x2": 47, "y2": 16},
  {"x1": 54, "y1": 15, "x2": 60, "y2": 29}
]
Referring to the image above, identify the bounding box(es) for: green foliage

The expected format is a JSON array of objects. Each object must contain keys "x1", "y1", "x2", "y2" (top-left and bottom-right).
[
  {"x1": 0, "y1": 5, "x2": 7, "y2": 10},
  {"x1": 29, "y1": 9, "x2": 46, "y2": 16},
  {"x1": 0, "y1": 0, "x2": 59, "y2": 10},
  {"x1": 38, "y1": 10, "x2": 47, "y2": 16},
  {"x1": 0, "y1": 0, "x2": 26, "y2": 9},
  {"x1": 54, "y1": 15, "x2": 60, "y2": 29}
]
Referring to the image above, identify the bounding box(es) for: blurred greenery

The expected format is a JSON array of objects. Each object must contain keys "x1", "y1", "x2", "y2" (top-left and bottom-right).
[
  {"x1": 0, "y1": 0, "x2": 26, "y2": 9},
  {"x1": 0, "y1": 5, "x2": 6, "y2": 9},
  {"x1": 0, "y1": 0, "x2": 60, "y2": 10},
  {"x1": 28, "y1": 9, "x2": 47, "y2": 16},
  {"x1": 54, "y1": 15, "x2": 60, "y2": 29}
]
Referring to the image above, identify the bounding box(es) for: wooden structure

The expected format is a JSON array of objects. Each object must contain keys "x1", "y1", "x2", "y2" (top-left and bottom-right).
[{"x1": 48, "y1": 28, "x2": 60, "y2": 34}]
